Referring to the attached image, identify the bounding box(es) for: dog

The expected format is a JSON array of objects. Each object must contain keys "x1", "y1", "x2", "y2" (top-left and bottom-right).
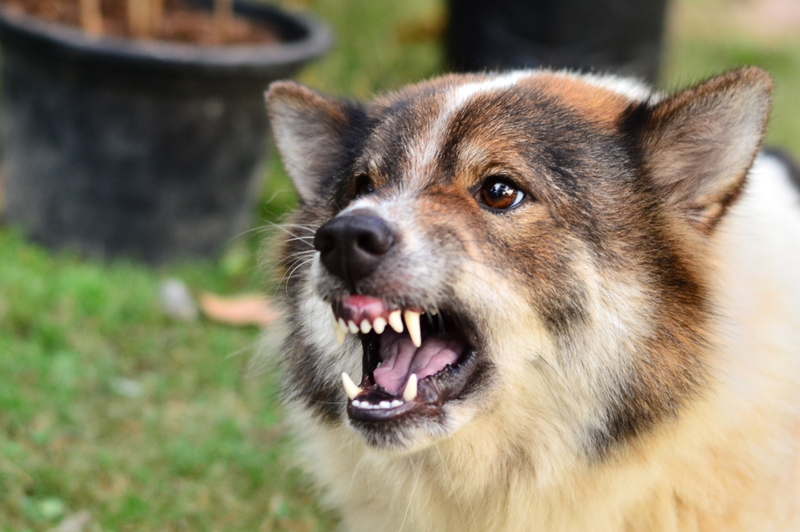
[{"x1": 265, "y1": 67, "x2": 800, "y2": 531}]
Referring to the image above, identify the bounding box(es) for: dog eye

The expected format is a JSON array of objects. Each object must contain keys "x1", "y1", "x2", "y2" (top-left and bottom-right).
[
  {"x1": 354, "y1": 174, "x2": 375, "y2": 197},
  {"x1": 478, "y1": 177, "x2": 525, "y2": 210}
]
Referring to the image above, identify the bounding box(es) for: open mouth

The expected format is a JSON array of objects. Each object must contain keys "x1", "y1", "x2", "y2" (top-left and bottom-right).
[{"x1": 332, "y1": 295, "x2": 479, "y2": 422}]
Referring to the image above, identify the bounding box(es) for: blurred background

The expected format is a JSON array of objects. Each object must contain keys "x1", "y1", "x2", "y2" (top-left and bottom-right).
[{"x1": 0, "y1": 0, "x2": 799, "y2": 530}]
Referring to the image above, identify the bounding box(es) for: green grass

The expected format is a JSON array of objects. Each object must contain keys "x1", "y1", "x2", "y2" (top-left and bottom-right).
[
  {"x1": 2, "y1": 0, "x2": 800, "y2": 530},
  {"x1": 0, "y1": 229, "x2": 334, "y2": 531}
]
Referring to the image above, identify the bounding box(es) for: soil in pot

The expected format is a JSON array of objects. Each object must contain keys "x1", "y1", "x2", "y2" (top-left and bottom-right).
[{"x1": 0, "y1": 0, "x2": 280, "y2": 44}]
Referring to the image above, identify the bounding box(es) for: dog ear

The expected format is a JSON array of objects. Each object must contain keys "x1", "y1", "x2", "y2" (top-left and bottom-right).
[
  {"x1": 266, "y1": 82, "x2": 357, "y2": 204},
  {"x1": 638, "y1": 67, "x2": 773, "y2": 232}
]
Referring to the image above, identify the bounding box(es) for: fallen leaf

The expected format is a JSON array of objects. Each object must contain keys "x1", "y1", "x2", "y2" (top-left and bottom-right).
[{"x1": 199, "y1": 293, "x2": 279, "y2": 327}]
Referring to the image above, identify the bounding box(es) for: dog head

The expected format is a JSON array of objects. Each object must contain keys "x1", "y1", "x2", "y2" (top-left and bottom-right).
[{"x1": 266, "y1": 68, "x2": 771, "y2": 455}]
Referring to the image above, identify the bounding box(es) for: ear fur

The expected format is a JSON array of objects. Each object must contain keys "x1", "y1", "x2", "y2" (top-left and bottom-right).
[
  {"x1": 639, "y1": 67, "x2": 773, "y2": 232},
  {"x1": 266, "y1": 82, "x2": 357, "y2": 204}
]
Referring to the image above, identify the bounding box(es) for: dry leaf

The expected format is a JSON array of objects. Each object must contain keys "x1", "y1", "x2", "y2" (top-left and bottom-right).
[{"x1": 199, "y1": 293, "x2": 279, "y2": 328}]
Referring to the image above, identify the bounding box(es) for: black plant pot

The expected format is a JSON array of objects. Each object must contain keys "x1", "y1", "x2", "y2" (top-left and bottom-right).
[{"x1": 0, "y1": 1, "x2": 331, "y2": 263}]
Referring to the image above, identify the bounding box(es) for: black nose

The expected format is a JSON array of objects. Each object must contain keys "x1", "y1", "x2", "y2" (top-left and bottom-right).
[{"x1": 314, "y1": 211, "x2": 395, "y2": 284}]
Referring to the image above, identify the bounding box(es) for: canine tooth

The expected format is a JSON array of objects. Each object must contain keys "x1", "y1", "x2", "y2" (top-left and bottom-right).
[
  {"x1": 347, "y1": 320, "x2": 359, "y2": 334},
  {"x1": 341, "y1": 372, "x2": 363, "y2": 400},
  {"x1": 403, "y1": 373, "x2": 418, "y2": 402},
  {"x1": 429, "y1": 308, "x2": 438, "y2": 316},
  {"x1": 336, "y1": 327, "x2": 345, "y2": 346},
  {"x1": 352, "y1": 400, "x2": 362, "y2": 408},
  {"x1": 388, "y1": 310, "x2": 404, "y2": 333},
  {"x1": 334, "y1": 317, "x2": 347, "y2": 345},
  {"x1": 360, "y1": 319, "x2": 372, "y2": 334},
  {"x1": 404, "y1": 310, "x2": 422, "y2": 347},
  {"x1": 391, "y1": 399, "x2": 403, "y2": 407},
  {"x1": 379, "y1": 401, "x2": 391, "y2": 409},
  {"x1": 373, "y1": 317, "x2": 387, "y2": 334},
  {"x1": 332, "y1": 316, "x2": 344, "y2": 345}
]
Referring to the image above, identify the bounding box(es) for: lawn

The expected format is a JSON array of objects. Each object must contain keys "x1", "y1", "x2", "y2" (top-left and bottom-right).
[{"x1": 1, "y1": 0, "x2": 799, "y2": 531}]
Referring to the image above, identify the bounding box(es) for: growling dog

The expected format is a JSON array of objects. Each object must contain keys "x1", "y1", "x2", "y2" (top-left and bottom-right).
[{"x1": 266, "y1": 67, "x2": 800, "y2": 531}]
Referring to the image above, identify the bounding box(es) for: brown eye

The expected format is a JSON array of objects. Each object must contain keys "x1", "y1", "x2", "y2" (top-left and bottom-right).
[
  {"x1": 478, "y1": 177, "x2": 525, "y2": 210},
  {"x1": 354, "y1": 174, "x2": 375, "y2": 197}
]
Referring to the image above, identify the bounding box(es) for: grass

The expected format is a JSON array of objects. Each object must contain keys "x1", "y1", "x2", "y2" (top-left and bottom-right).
[
  {"x1": 0, "y1": 229, "x2": 333, "y2": 531},
  {"x1": 1, "y1": 0, "x2": 800, "y2": 530}
]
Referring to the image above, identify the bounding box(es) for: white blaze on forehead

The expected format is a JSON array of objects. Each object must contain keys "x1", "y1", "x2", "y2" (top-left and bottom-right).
[
  {"x1": 577, "y1": 72, "x2": 656, "y2": 102},
  {"x1": 450, "y1": 71, "x2": 534, "y2": 111},
  {"x1": 408, "y1": 71, "x2": 533, "y2": 185}
]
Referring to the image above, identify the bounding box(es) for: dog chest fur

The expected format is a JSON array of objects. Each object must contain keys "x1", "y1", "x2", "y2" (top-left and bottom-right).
[{"x1": 266, "y1": 68, "x2": 800, "y2": 531}]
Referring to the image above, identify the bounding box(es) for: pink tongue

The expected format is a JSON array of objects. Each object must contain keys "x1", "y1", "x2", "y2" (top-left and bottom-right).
[{"x1": 372, "y1": 334, "x2": 462, "y2": 395}]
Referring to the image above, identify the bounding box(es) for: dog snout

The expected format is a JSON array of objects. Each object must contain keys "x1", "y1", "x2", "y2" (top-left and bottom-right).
[{"x1": 314, "y1": 211, "x2": 395, "y2": 283}]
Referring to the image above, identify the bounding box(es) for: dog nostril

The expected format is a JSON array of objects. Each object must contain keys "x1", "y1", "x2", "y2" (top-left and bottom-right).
[
  {"x1": 313, "y1": 228, "x2": 336, "y2": 255},
  {"x1": 357, "y1": 229, "x2": 392, "y2": 256},
  {"x1": 314, "y1": 213, "x2": 394, "y2": 283}
]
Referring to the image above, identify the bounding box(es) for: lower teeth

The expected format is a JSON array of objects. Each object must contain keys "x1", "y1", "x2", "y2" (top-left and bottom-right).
[{"x1": 352, "y1": 399, "x2": 404, "y2": 410}]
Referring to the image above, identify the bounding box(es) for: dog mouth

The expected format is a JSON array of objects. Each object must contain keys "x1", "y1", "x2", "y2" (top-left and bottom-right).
[{"x1": 331, "y1": 295, "x2": 479, "y2": 423}]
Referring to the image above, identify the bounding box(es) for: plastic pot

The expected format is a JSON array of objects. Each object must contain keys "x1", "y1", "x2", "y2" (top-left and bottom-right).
[
  {"x1": 0, "y1": 0, "x2": 331, "y2": 263},
  {"x1": 446, "y1": 0, "x2": 667, "y2": 83}
]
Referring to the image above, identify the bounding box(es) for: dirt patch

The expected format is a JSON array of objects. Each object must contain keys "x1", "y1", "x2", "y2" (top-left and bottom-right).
[
  {"x1": 0, "y1": 0, "x2": 280, "y2": 45},
  {"x1": 670, "y1": 0, "x2": 800, "y2": 43}
]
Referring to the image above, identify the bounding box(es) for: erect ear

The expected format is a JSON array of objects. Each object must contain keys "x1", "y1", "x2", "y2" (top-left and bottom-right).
[
  {"x1": 639, "y1": 67, "x2": 773, "y2": 232},
  {"x1": 266, "y1": 81, "x2": 357, "y2": 204}
]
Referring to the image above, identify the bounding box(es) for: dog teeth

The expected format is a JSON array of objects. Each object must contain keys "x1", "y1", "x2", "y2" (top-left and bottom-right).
[
  {"x1": 403, "y1": 373, "x2": 418, "y2": 402},
  {"x1": 404, "y1": 310, "x2": 422, "y2": 347},
  {"x1": 388, "y1": 310, "x2": 404, "y2": 333},
  {"x1": 341, "y1": 372, "x2": 363, "y2": 400},
  {"x1": 332, "y1": 303, "x2": 437, "y2": 342},
  {"x1": 350, "y1": 398, "x2": 408, "y2": 410}
]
